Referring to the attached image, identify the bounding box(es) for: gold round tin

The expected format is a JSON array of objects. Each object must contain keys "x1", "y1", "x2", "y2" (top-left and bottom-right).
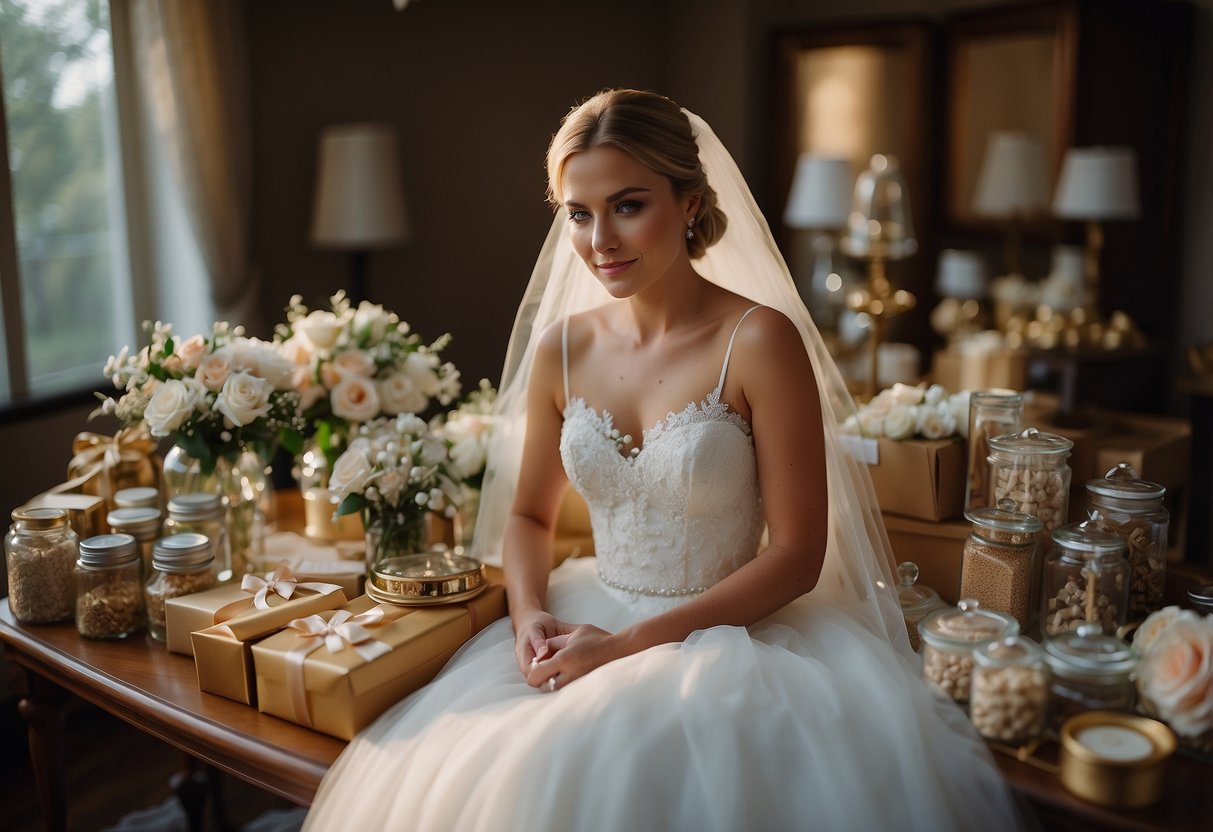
[
  {"x1": 1059, "y1": 711, "x2": 1175, "y2": 809},
  {"x1": 367, "y1": 552, "x2": 487, "y2": 606}
]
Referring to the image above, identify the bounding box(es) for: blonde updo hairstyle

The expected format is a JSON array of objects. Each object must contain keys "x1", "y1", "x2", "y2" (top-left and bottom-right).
[{"x1": 545, "y1": 89, "x2": 727, "y2": 260}]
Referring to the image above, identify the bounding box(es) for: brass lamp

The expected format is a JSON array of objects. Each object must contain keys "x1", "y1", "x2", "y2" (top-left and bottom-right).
[
  {"x1": 972, "y1": 131, "x2": 1049, "y2": 279},
  {"x1": 841, "y1": 154, "x2": 918, "y2": 399},
  {"x1": 783, "y1": 154, "x2": 858, "y2": 332}
]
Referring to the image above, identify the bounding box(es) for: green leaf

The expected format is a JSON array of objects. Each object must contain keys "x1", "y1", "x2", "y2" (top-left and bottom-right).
[
  {"x1": 278, "y1": 427, "x2": 303, "y2": 456},
  {"x1": 174, "y1": 430, "x2": 211, "y2": 463},
  {"x1": 336, "y1": 493, "x2": 367, "y2": 517}
]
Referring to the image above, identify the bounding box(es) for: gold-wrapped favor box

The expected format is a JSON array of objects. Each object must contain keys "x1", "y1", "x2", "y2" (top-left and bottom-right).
[
  {"x1": 252, "y1": 585, "x2": 506, "y2": 740},
  {"x1": 21, "y1": 491, "x2": 108, "y2": 539},
  {"x1": 164, "y1": 568, "x2": 347, "y2": 656}
]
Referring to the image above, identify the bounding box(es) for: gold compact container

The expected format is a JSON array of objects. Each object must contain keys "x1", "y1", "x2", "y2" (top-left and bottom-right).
[
  {"x1": 1059, "y1": 711, "x2": 1175, "y2": 809},
  {"x1": 367, "y1": 551, "x2": 487, "y2": 606}
]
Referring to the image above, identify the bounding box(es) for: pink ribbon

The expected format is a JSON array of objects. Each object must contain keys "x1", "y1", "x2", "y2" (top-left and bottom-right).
[
  {"x1": 240, "y1": 561, "x2": 341, "y2": 610},
  {"x1": 283, "y1": 607, "x2": 393, "y2": 728}
]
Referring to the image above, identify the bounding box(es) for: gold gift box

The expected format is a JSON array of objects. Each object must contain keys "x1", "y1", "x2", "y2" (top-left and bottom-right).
[
  {"x1": 252, "y1": 585, "x2": 506, "y2": 740},
  {"x1": 22, "y1": 491, "x2": 108, "y2": 538},
  {"x1": 165, "y1": 578, "x2": 347, "y2": 656}
]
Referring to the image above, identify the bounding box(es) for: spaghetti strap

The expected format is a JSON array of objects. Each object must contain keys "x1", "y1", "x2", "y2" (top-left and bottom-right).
[
  {"x1": 561, "y1": 316, "x2": 571, "y2": 407},
  {"x1": 716, "y1": 305, "x2": 763, "y2": 392}
]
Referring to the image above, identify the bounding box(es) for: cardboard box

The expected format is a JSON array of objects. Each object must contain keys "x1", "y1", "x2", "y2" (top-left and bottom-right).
[
  {"x1": 882, "y1": 513, "x2": 969, "y2": 605},
  {"x1": 931, "y1": 345, "x2": 1028, "y2": 394},
  {"x1": 253, "y1": 585, "x2": 506, "y2": 740},
  {"x1": 849, "y1": 436, "x2": 966, "y2": 521}
]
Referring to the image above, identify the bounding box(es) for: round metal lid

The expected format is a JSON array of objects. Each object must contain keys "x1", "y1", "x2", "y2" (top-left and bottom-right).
[
  {"x1": 152, "y1": 532, "x2": 214, "y2": 572},
  {"x1": 10, "y1": 507, "x2": 69, "y2": 529},
  {"x1": 1052, "y1": 521, "x2": 1128, "y2": 557},
  {"x1": 78, "y1": 533, "x2": 139, "y2": 566},
  {"x1": 366, "y1": 551, "x2": 488, "y2": 606},
  {"x1": 167, "y1": 493, "x2": 223, "y2": 521},
  {"x1": 113, "y1": 486, "x2": 160, "y2": 508},
  {"x1": 987, "y1": 426, "x2": 1074, "y2": 455},
  {"x1": 107, "y1": 507, "x2": 162, "y2": 537},
  {"x1": 1188, "y1": 583, "x2": 1213, "y2": 612},
  {"x1": 1086, "y1": 463, "x2": 1166, "y2": 501},
  {"x1": 1044, "y1": 623, "x2": 1138, "y2": 679}
]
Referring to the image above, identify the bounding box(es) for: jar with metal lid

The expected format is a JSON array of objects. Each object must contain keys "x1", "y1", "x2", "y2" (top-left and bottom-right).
[
  {"x1": 144, "y1": 532, "x2": 215, "y2": 642},
  {"x1": 971, "y1": 636, "x2": 1048, "y2": 743},
  {"x1": 76, "y1": 534, "x2": 145, "y2": 639},
  {"x1": 988, "y1": 427, "x2": 1073, "y2": 536},
  {"x1": 1042, "y1": 521, "x2": 1129, "y2": 637},
  {"x1": 897, "y1": 561, "x2": 944, "y2": 652},
  {"x1": 960, "y1": 499, "x2": 1043, "y2": 631},
  {"x1": 1086, "y1": 463, "x2": 1169, "y2": 621},
  {"x1": 1190, "y1": 584, "x2": 1213, "y2": 615},
  {"x1": 919, "y1": 599, "x2": 1020, "y2": 703},
  {"x1": 107, "y1": 507, "x2": 162, "y2": 576},
  {"x1": 1044, "y1": 622, "x2": 1139, "y2": 730},
  {"x1": 113, "y1": 486, "x2": 161, "y2": 509},
  {"x1": 966, "y1": 390, "x2": 1024, "y2": 511},
  {"x1": 6, "y1": 507, "x2": 78, "y2": 624},
  {"x1": 164, "y1": 493, "x2": 231, "y2": 582}
]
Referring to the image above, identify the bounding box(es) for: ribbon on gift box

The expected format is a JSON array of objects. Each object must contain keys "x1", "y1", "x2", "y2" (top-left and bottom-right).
[
  {"x1": 284, "y1": 607, "x2": 394, "y2": 728},
  {"x1": 240, "y1": 561, "x2": 344, "y2": 610},
  {"x1": 63, "y1": 425, "x2": 160, "y2": 506}
]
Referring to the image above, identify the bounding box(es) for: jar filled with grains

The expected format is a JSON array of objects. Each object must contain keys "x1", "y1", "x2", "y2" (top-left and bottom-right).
[
  {"x1": 107, "y1": 507, "x2": 162, "y2": 577},
  {"x1": 960, "y1": 499, "x2": 1043, "y2": 632},
  {"x1": 6, "y1": 507, "x2": 78, "y2": 624},
  {"x1": 144, "y1": 532, "x2": 215, "y2": 643},
  {"x1": 113, "y1": 486, "x2": 161, "y2": 510},
  {"x1": 896, "y1": 561, "x2": 944, "y2": 652},
  {"x1": 987, "y1": 427, "x2": 1073, "y2": 538},
  {"x1": 164, "y1": 493, "x2": 230, "y2": 582},
  {"x1": 76, "y1": 534, "x2": 145, "y2": 639},
  {"x1": 1085, "y1": 463, "x2": 1169, "y2": 622},
  {"x1": 970, "y1": 636, "x2": 1048, "y2": 743},
  {"x1": 1042, "y1": 521, "x2": 1129, "y2": 638},
  {"x1": 1043, "y1": 623, "x2": 1138, "y2": 730},
  {"x1": 918, "y1": 599, "x2": 1019, "y2": 703},
  {"x1": 965, "y1": 390, "x2": 1024, "y2": 512}
]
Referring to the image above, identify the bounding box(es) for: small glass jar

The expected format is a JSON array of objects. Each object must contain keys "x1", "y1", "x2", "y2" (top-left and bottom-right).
[
  {"x1": 76, "y1": 534, "x2": 145, "y2": 639},
  {"x1": 1043, "y1": 623, "x2": 1139, "y2": 730},
  {"x1": 107, "y1": 507, "x2": 162, "y2": 577},
  {"x1": 896, "y1": 561, "x2": 944, "y2": 652},
  {"x1": 960, "y1": 499, "x2": 1043, "y2": 631},
  {"x1": 1189, "y1": 584, "x2": 1213, "y2": 615},
  {"x1": 1042, "y1": 521, "x2": 1129, "y2": 638},
  {"x1": 113, "y1": 486, "x2": 161, "y2": 510},
  {"x1": 6, "y1": 507, "x2": 78, "y2": 624},
  {"x1": 966, "y1": 391, "x2": 1024, "y2": 511},
  {"x1": 971, "y1": 636, "x2": 1048, "y2": 744},
  {"x1": 144, "y1": 532, "x2": 216, "y2": 643},
  {"x1": 164, "y1": 493, "x2": 231, "y2": 582},
  {"x1": 987, "y1": 427, "x2": 1074, "y2": 536},
  {"x1": 1086, "y1": 463, "x2": 1169, "y2": 621},
  {"x1": 919, "y1": 599, "x2": 1019, "y2": 703}
]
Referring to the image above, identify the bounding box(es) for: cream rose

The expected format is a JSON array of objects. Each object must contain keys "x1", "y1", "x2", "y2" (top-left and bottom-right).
[
  {"x1": 888, "y1": 383, "x2": 925, "y2": 406},
  {"x1": 331, "y1": 376, "x2": 381, "y2": 422},
  {"x1": 857, "y1": 411, "x2": 884, "y2": 439},
  {"x1": 1137, "y1": 616, "x2": 1213, "y2": 737},
  {"x1": 923, "y1": 384, "x2": 948, "y2": 408},
  {"x1": 948, "y1": 391, "x2": 972, "y2": 439},
  {"x1": 322, "y1": 350, "x2": 377, "y2": 388},
  {"x1": 402, "y1": 351, "x2": 441, "y2": 397},
  {"x1": 917, "y1": 405, "x2": 957, "y2": 440},
  {"x1": 177, "y1": 334, "x2": 208, "y2": 371},
  {"x1": 379, "y1": 371, "x2": 429, "y2": 415},
  {"x1": 329, "y1": 446, "x2": 376, "y2": 497},
  {"x1": 1135, "y1": 606, "x2": 1197, "y2": 655},
  {"x1": 196, "y1": 352, "x2": 233, "y2": 392},
  {"x1": 296, "y1": 310, "x2": 344, "y2": 350},
  {"x1": 216, "y1": 371, "x2": 273, "y2": 427},
  {"x1": 353, "y1": 301, "x2": 393, "y2": 343},
  {"x1": 883, "y1": 404, "x2": 918, "y2": 441},
  {"x1": 143, "y1": 377, "x2": 206, "y2": 437}
]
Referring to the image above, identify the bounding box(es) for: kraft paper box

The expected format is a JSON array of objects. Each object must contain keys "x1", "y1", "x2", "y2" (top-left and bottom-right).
[
  {"x1": 22, "y1": 491, "x2": 107, "y2": 538},
  {"x1": 931, "y1": 346, "x2": 1027, "y2": 394},
  {"x1": 846, "y1": 436, "x2": 966, "y2": 521},
  {"x1": 882, "y1": 513, "x2": 968, "y2": 605},
  {"x1": 165, "y1": 574, "x2": 348, "y2": 656},
  {"x1": 253, "y1": 585, "x2": 507, "y2": 740},
  {"x1": 1092, "y1": 412, "x2": 1191, "y2": 496}
]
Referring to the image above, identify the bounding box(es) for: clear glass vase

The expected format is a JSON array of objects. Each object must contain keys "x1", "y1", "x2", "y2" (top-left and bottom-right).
[
  {"x1": 456, "y1": 484, "x2": 481, "y2": 549},
  {"x1": 297, "y1": 439, "x2": 364, "y2": 542},
  {"x1": 163, "y1": 444, "x2": 272, "y2": 577},
  {"x1": 364, "y1": 509, "x2": 428, "y2": 574}
]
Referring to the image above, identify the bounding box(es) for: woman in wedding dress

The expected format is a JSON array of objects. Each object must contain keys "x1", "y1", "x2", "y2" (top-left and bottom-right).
[{"x1": 304, "y1": 90, "x2": 1025, "y2": 831}]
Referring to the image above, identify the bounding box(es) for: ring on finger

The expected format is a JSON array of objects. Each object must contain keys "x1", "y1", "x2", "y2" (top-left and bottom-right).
[{"x1": 544, "y1": 675, "x2": 558, "y2": 693}]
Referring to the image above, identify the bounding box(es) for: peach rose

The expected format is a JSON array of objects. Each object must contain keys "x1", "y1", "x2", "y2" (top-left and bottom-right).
[
  {"x1": 321, "y1": 349, "x2": 376, "y2": 388},
  {"x1": 295, "y1": 309, "x2": 344, "y2": 350},
  {"x1": 1137, "y1": 615, "x2": 1213, "y2": 737},
  {"x1": 196, "y1": 352, "x2": 233, "y2": 392},
  {"x1": 331, "y1": 376, "x2": 381, "y2": 423},
  {"x1": 177, "y1": 334, "x2": 208, "y2": 371}
]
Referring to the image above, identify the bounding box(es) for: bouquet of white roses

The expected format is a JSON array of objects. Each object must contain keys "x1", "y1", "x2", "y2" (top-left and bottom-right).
[
  {"x1": 434, "y1": 378, "x2": 497, "y2": 490},
  {"x1": 95, "y1": 320, "x2": 306, "y2": 473},
  {"x1": 841, "y1": 383, "x2": 972, "y2": 442}
]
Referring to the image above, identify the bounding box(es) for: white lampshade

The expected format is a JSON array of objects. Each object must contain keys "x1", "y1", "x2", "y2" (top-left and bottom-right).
[
  {"x1": 310, "y1": 123, "x2": 410, "y2": 248},
  {"x1": 1052, "y1": 146, "x2": 1140, "y2": 221},
  {"x1": 936, "y1": 249, "x2": 988, "y2": 299},
  {"x1": 972, "y1": 131, "x2": 1049, "y2": 218},
  {"x1": 784, "y1": 154, "x2": 852, "y2": 229}
]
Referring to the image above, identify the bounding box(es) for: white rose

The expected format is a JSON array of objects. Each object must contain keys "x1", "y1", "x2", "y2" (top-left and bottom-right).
[
  {"x1": 857, "y1": 411, "x2": 884, "y2": 439},
  {"x1": 417, "y1": 437, "x2": 449, "y2": 467},
  {"x1": 329, "y1": 447, "x2": 376, "y2": 497},
  {"x1": 402, "y1": 351, "x2": 441, "y2": 397},
  {"x1": 923, "y1": 384, "x2": 948, "y2": 408},
  {"x1": 888, "y1": 383, "x2": 925, "y2": 406},
  {"x1": 917, "y1": 404, "x2": 957, "y2": 440},
  {"x1": 196, "y1": 352, "x2": 233, "y2": 392},
  {"x1": 840, "y1": 414, "x2": 862, "y2": 435},
  {"x1": 295, "y1": 310, "x2": 343, "y2": 350},
  {"x1": 250, "y1": 343, "x2": 296, "y2": 390},
  {"x1": 353, "y1": 301, "x2": 393, "y2": 343},
  {"x1": 216, "y1": 370, "x2": 273, "y2": 427},
  {"x1": 883, "y1": 404, "x2": 918, "y2": 441},
  {"x1": 331, "y1": 376, "x2": 381, "y2": 422},
  {"x1": 378, "y1": 372, "x2": 429, "y2": 415},
  {"x1": 1137, "y1": 617, "x2": 1213, "y2": 737},
  {"x1": 177, "y1": 335, "x2": 207, "y2": 371},
  {"x1": 449, "y1": 434, "x2": 488, "y2": 480},
  {"x1": 864, "y1": 391, "x2": 895, "y2": 419},
  {"x1": 277, "y1": 334, "x2": 314, "y2": 367},
  {"x1": 948, "y1": 391, "x2": 972, "y2": 439},
  {"x1": 143, "y1": 377, "x2": 206, "y2": 437}
]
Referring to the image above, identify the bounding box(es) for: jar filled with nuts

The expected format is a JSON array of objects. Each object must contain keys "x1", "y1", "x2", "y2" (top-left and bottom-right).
[
  {"x1": 1086, "y1": 463, "x2": 1169, "y2": 622},
  {"x1": 896, "y1": 561, "x2": 944, "y2": 652},
  {"x1": 971, "y1": 636, "x2": 1048, "y2": 744},
  {"x1": 164, "y1": 493, "x2": 230, "y2": 582},
  {"x1": 965, "y1": 391, "x2": 1024, "y2": 512},
  {"x1": 918, "y1": 599, "x2": 1019, "y2": 703},
  {"x1": 1043, "y1": 623, "x2": 1138, "y2": 730},
  {"x1": 107, "y1": 507, "x2": 162, "y2": 578},
  {"x1": 76, "y1": 534, "x2": 145, "y2": 639},
  {"x1": 960, "y1": 499, "x2": 1043, "y2": 632},
  {"x1": 6, "y1": 507, "x2": 78, "y2": 624},
  {"x1": 144, "y1": 532, "x2": 215, "y2": 643},
  {"x1": 1042, "y1": 521, "x2": 1129, "y2": 638},
  {"x1": 987, "y1": 427, "x2": 1073, "y2": 538}
]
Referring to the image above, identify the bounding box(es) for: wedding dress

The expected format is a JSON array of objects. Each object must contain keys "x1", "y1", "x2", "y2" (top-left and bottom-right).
[{"x1": 304, "y1": 309, "x2": 1024, "y2": 832}]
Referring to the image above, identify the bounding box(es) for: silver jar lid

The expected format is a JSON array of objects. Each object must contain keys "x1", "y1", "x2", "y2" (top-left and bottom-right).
[
  {"x1": 1051, "y1": 520, "x2": 1128, "y2": 558},
  {"x1": 113, "y1": 486, "x2": 161, "y2": 508},
  {"x1": 965, "y1": 498, "x2": 1044, "y2": 543},
  {"x1": 79, "y1": 533, "x2": 139, "y2": 567},
  {"x1": 919, "y1": 598, "x2": 1019, "y2": 651},
  {"x1": 1086, "y1": 463, "x2": 1166, "y2": 502},
  {"x1": 11, "y1": 506, "x2": 70, "y2": 530},
  {"x1": 107, "y1": 507, "x2": 162, "y2": 538},
  {"x1": 152, "y1": 532, "x2": 214, "y2": 572},
  {"x1": 974, "y1": 635, "x2": 1043, "y2": 670},
  {"x1": 1044, "y1": 623, "x2": 1138, "y2": 680},
  {"x1": 167, "y1": 493, "x2": 223, "y2": 521},
  {"x1": 988, "y1": 426, "x2": 1074, "y2": 456}
]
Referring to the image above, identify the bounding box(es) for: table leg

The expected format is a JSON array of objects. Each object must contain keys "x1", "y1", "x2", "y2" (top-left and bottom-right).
[{"x1": 16, "y1": 672, "x2": 67, "y2": 832}]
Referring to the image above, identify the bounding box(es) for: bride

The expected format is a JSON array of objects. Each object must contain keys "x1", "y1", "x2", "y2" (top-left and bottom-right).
[{"x1": 304, "y1": 90, "x2": 1024, "y2": 831}]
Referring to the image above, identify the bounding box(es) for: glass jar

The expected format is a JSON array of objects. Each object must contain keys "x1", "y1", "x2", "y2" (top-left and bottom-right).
[
  {"x1": 896, "y1": 561, "x2": 944, "y2": 652},
  {"x1": 960, "y1": 499, "x2": 1043, "y2": 631},
  {"x1": 1086, "y1": 463, "x2": 1169, "y2": 621},
  {"x1": 144, "y1": 532, "x2": 216, "y2": 643},
  {"x1": 113, "y1": 486, "x2": 161, "y2": 510},
  {"x1": 1042, "y1": 521, "x2": 1129, "y2": 638},
  {"x1": 164, "y1": 493, "x2": 231, "y2": 582},
  {"x1": 107, "y1": 507, "x2": 162, "y2": 577},
  {"x1": 987, "y1": 427, "x2": 1073, "y2": 537},
  {"x1": 1043, "y1": 623, "x2": 1139, "y2": 730},
  {"x1": 971, "y1": 636, "x2": 1048, "y2": 744},
  {"x1": 5, "y1": 507, "x2": 78, "y2": 624},
  {"x1": 919, "y1": 599, "x2": 1019, "y2": 703},
  {"x1": 1189, "y1": 584, "x2": 1213, "y2": 615},
  {"x1": 76, "y1": 534, "x2": 145, "y2": 639},
  {"x1": 966, "y1": 391, "x2": 1024, "y2": 511}
]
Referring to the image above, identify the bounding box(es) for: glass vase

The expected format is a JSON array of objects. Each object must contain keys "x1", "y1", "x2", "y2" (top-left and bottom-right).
[
  {"x1": 456, "y1": 485, "x2": 481, "y2": 549},
  {"x1": 297, "y1": 439, "x2": 364, "y2": 542},
  {"x1": 363, "y1": 508, "x2": 428, "y2": 573}
]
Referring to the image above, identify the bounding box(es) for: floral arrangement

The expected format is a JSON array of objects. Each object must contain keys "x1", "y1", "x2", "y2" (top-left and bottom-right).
[
  {"x1": 96, "y1": 320, "x2": 306, "y2": 472},
  {"x1": 841, "y1": 383, "x2": 971, "y2": 442},
  {"x1": 434, "y1": 378, "x2": 497, "y2": 490},
  {"x1": 1134, "y1": 606, "x2": 1213, "y2": 748}
]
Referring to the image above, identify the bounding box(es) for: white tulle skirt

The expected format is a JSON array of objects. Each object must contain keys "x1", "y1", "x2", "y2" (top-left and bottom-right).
[{"x1": 304, "y1": 557, "x2": 1024, "y2": 832}]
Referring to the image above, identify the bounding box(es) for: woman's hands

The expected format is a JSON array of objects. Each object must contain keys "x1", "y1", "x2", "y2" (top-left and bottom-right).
[
  {"x1": 525, "y1": 623, "x2": 621, "y2": 692},
  {"x1": 513, "y1": 609, "x2": 572, "y2": 675}
]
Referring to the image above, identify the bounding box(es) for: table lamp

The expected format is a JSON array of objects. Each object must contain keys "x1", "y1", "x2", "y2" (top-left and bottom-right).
[
  {"x1": 783, "y1": 154, "x2": 857, "y2": 329},
  {"x1": 931, "y1": 249, "x2": 988, "y2": 341},
  {"x1": 310, "y1": 123, "x2": 410, "y2": 303},
  {"x1": 972, "y1": 131, "x2": 1049, "y2": 278}
]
